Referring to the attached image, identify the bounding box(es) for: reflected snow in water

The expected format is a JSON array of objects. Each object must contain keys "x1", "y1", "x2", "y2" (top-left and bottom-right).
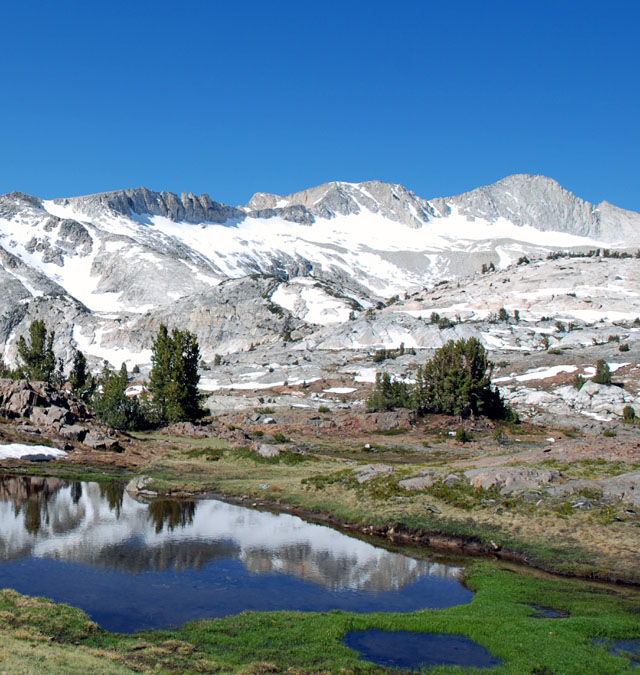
[{"x1": 0, "y1": 476, "x2": 472, "y2": 632}]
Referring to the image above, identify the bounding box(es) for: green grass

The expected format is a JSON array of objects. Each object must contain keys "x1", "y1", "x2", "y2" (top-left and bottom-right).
[
  {"x1": 539, "y1": 458, "x2": 640, "y2": 479},
  {"x1": 1, "y1": 565, "x2": 638, "y2": 673}
]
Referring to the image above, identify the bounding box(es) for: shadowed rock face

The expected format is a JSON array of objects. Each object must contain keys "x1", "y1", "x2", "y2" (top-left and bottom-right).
[{"x1": 55, "y1": 187, "x2": 246, "y2": 224}]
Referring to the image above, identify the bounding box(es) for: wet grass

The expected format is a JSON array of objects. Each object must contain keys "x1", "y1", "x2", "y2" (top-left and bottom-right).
[
  {"x1": 539, "y1": 458, "x2": 640, "y2": 479},
  {"x1": 126, "y1": 440, "x2": 640, "y2": 583},
  {"x1": 1, "y1": 566, "x2": 639, "y2": 673}
]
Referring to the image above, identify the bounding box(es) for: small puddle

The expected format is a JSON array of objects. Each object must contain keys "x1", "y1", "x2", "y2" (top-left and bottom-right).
[
  {"x1": 344, "y1": 629, "x2": 501, "y2": 670},
  {"x1": 593, "y1": 638, "x2": 640, "y2": 669},
  {"x1": 528, "y1": 604, "x2": 570, "y2": 619}
]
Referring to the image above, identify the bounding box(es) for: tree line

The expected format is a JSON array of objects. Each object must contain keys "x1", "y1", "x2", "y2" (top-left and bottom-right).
[
  {"x1": 367, "y1": 337, "x2": 515, "y2": 420},
  {"x1": 1, "y1": 320, "x2": 203, "y2": 430}
]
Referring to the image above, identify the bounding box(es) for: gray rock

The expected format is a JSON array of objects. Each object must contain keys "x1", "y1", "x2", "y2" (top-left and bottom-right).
[
  {"x1": 30, "y1": 405, "x2": 72, "y2": 427},
  {"x1": 548, "y1": 472, "x2": 640, "y2": 508},
  {"x1": 83, "y1": 430, "x2": 121, "y2": 452},
  {"x1": 354, "y1": 463, "x2": 394, "y2": 483},
  {"x1": 430, "y1": 174, "x2": 640, "y2": 243},
  {"x1": 399, "y1": 474, "x2": 438, "y2": 491},
  {"x1": 58, "y1": 424, "x2": 88, "y2": 442},
  {"x1": 254, "y1": 443, "x2": 280, "y2": 458},
  {"x1": 57, "y1": 187, "x2": 245, "y2": 225},
  {"x1": 465, "y1": 467, "x2": 561, "y2": 494}
]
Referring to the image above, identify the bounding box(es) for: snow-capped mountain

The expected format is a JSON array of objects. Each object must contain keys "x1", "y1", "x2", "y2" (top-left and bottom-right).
[{"x1": 0, "y1": 174, "x2": 639, "y2": 369}]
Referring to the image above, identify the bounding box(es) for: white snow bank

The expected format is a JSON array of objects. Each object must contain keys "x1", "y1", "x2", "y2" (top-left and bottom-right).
[
  {"x1": 494, "y1": 365, "x2": 578, "y2": 383},
  {"x1": 0, "y1": 444, "x2": 67, "y2": 460},
  {"x1": 323, "y1": 387, "x2": 357, "y2": 394},
  {"x1": 271, "y1": 281, "x2": 352, "y2": 325}
]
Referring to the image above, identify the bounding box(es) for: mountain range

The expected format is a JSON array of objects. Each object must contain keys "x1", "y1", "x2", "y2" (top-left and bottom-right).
[{"x1": 0, "y1": 174, "x2": 639, "y2": 371}]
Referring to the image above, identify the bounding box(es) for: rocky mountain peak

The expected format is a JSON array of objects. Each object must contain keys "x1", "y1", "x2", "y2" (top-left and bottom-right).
[
  {"x1": 54, "y1": 187, "x2": 245, "y2": 225},
  {"x1": 430, "y1": 173, "x2": 640, "y2": 242},
  {"x1": 246, "y1": 179, "x2": 435, "y2": 228}
]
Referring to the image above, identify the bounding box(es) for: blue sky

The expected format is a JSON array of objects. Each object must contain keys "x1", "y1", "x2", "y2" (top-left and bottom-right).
[{"x1": 1, "y1": 1, "x2": 639, "y2": 211}]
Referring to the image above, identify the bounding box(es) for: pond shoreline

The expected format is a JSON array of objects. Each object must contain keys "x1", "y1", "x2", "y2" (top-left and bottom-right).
[
  {"x1": 148, "y1": 484, "x2": 640, "y2": 589},
  {"x1": 0, "y1": 467, "x2": 639, "y2": 673},
  {"x1": 4, "y1": 439, "x2": 639, "y2": 588}
]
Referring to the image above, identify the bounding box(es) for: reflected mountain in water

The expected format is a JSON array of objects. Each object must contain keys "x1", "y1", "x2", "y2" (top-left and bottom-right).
[{"x1": 0, "y1": 476, "x2": 462, "y2": 592}]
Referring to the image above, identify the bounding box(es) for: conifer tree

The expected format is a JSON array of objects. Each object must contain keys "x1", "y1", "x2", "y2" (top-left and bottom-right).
[
  {"x1": 70, "y1": 349, "x2": 88, "y2": 391},
  {"x1": 17, "y1": 320, "x2": 56, "y2": 383},
  {"x1": 93, "y1": 361, "x2": 142, "y2": 430},
  {"x1": 148, "y1": 325, "x2": 201, "y2": 423},
  {"x1": 69, "y1": 349, "x2": 96, "y2": 401},
  {"x1": 592, "y1": 359, "x2": 612, "y2": 385},
  {"x1": 366, "y1": 372, "x2": 411, "y2": 410},
  {"x1": 414, "y1": 338, "x2": 505, "y2": 418}
]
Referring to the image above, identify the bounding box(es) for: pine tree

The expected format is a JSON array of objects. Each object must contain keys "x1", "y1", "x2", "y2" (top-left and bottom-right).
[
  {"x1": 17, "y1": 320, "x2": 56, "y2": 383},
  {"x1": 414, "y1": 338, "x2": 505, "y2": 418},
  {"x1": 69, "y1": 349, "x2": 96, "y2": 402},
  {"x1": 366, "y1": 372, "x2": 411, "y2": 410},
  {"x1": 148, "y1": 325, "x2": 201, "y2": 423},
  {"x1": 93, "y1": 361, "x2": 142, "y2": 430},
  {"x1": 592, "y1": 359, "x2": 612, "y2": 385},
  {"x1": 148, "y1": 325, "x2": 172, "y2": 420}
]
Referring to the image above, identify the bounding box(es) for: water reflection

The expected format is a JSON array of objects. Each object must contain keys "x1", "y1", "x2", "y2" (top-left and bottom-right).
[
  {"x1": 148, "y1": 500, "x2": 196, "y2": 534},
  {"x1": 99, "y1": 481, "x2": 124, "y2": 518},
  {"x1": 0, "y1": 475, "x2": 473, "y2": 632}
]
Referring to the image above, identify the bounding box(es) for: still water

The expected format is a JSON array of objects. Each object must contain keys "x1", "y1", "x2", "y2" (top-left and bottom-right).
[
  {"x1": 344, "y1": 630, "x2": 501, "y2": 670},
  {"x1": 0, "y1": 475, "x2": 472, "y2": 633}
]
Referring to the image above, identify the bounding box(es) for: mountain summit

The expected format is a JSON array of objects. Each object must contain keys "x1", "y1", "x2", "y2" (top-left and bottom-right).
[{"x1": 0, "y1": 173, "x2": 639, "y2": 370}]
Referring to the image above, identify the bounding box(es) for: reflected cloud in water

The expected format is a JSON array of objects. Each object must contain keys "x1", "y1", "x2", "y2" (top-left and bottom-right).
[{"x1": 0, "y1": 476, "x2": 473, "y2": 632}]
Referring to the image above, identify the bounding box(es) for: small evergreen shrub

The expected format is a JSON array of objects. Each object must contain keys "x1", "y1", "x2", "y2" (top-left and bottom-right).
[
  {"x1": 573, "y1": 374, "x2": 586, "y2": 390},
  {"x1": 455, "y1": 427, "x2": 472, "y2": 443},
  {"x1": 592, "y1": 360, "x2": 612, "y2": 385}
]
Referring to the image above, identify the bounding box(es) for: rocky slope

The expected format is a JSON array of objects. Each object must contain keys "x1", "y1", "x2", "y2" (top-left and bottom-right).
[{"x1": 0, "y1": 175, "x2": 639, "y2": 428}]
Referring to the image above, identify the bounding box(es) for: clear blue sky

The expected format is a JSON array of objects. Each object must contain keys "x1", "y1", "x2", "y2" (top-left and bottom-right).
[{"x1": 2, "y1": 1, "x2": 639, "y2": 211}]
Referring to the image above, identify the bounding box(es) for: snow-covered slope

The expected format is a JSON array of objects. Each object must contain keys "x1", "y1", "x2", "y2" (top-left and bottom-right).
[
  {"x1": 1, "y1": 174, "x2": 638, "y2": 315},
  {"x1": 0, "y1": 175, "x2": 639, "y2": 369}
]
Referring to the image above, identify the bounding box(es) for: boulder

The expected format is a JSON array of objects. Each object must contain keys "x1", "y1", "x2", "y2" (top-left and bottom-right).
[
  {"x1": 83, "y1": 430, "x2": 122, "y2": 452},
  {"x1": 548, "y1": 471, "x2": 640, "y2": 508},
  {"x1": 29, "y1": 405, "x2": 72, "y2": 427},
  {"x1": 58, "y1": 424, "x2": 88, "y2": 442},
  {"x1": 464, "y1": 467, "x2": 561, "y2": 494},
  {"x1": 354, "y1": 464, "x2": 394, "y2": 483},
  {"x1": 255, "y1": 443, "x2": 280, "y2": 458},
  {"x1": 0, "y1": 379, "x2": 90, "y2": 426},
  {"x1": 162, "y1": 422, "x2": 209, "y2": 438},
  {"x1": 399, "y1": 473, "x2": 439, "y2": 491}
]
